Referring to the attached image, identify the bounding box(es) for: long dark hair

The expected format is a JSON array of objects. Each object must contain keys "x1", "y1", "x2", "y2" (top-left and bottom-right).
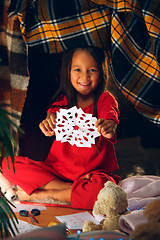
[{"x1": 52, "y1": 47, "x2": 107, "y2": 117}]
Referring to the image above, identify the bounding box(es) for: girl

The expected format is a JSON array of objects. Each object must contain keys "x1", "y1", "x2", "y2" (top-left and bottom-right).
[{"x1": 2, "y1": 47, "x2": 120, "y2": 210}]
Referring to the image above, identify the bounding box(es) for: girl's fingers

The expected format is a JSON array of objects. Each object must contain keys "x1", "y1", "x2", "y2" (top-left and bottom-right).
[
  {"x1": 42, "y1": 120, "x2": 53, "y2": 131},
  {"x1": 95, "y1": 119, "x2": 116, "y2": 137},
  {"x1": 49, "y1": 114, "x2": 56, "y2": 126},
  {"x1": 41, "y1": 128, "x2": 55, "y2": 137},
  {"x1": 39, "y1": 120, "x2": 55, "y2": 136},
  {"x1": 101, "y1": 125, "x2": 111, "y2": 134},
  {"x1": 96, "y1": 119, "x2": 109, "y2": 133},
  {"x1": 47, "y1": 117, "x2": 56, "y2": 130},
  {"x1": 44, "y1": 131, "x2": 55, "y2": 137},
  {"x1": 95, "y1": 118, "x2": 104, "y2": 127}
]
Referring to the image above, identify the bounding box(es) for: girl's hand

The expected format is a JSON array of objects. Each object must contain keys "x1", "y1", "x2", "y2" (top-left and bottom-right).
[
  {"x1": 39, "y1": 112, "x2": 56, "y2": 137},
  {"x1": 95, "y1": 119, "x2": 117, "y2": 139}
]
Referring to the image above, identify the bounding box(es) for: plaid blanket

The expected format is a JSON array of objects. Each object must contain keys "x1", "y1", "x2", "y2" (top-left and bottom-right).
[
  {"x1": 0, "y1": 0, "x2": 29, "y2": 124},
  {"x1": 1, "y1": 0, "x2": 160, "y2": 125}
]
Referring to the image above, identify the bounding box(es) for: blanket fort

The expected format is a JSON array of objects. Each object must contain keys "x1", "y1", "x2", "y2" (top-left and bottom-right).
[{"x1": 1, "y1": 0, "x2": 159, "y2": 128}]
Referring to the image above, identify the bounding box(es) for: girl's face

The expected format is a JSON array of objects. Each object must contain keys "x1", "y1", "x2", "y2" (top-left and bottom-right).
[{"x1": 70, "y1": 49, "x2": 100, "y2": 98}]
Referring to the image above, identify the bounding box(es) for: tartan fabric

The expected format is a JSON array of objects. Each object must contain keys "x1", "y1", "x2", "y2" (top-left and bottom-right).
[
  {"x1": 4, "y1": 0, "x2": 160, "y2": 124},
  {"x1": 0, "y1": 0, "x2": 29, "y2": 155},
  {"x1": 9, "y1": 0, "x2": 112, "y2": 52},
  {"x1": 0, "y1": 0, "x2": 11, "y2": 107},
  {"x1": 0, "y1": 0, "x2": 29, "y2": 123}
]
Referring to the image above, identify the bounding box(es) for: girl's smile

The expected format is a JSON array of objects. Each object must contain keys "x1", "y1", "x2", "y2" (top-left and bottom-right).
[
  {"x1": 70, "y1": 49, "x2": 100, "y2": 99},
  {"x1": 78, "y1": 81, "x2": 91, "y2": 87}
]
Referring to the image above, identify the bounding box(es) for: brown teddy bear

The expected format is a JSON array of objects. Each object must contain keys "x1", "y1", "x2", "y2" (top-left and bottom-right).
[
  {"x1": 82, "y1": 181, "x2": 130, "y2": 232},
  {"x1": 130, "y1": 199, "x2": 160, "y2": 240}
]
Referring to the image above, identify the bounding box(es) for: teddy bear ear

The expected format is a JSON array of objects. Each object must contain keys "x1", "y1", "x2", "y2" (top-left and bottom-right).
[{"x1": 104, "y1": 181, "x2": 115, "y2": 188}]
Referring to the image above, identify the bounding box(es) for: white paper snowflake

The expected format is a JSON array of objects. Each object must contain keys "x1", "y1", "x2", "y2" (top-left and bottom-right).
[{"x1": 55, "y1": 106, "x2": 101, "y2": 147}]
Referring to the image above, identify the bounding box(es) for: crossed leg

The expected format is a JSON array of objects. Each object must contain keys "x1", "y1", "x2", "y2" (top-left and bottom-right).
[
  {"x1": 16, "y1": 173, "x2": 92, "y2": 203},
  {"x1": 17, "y1": 179, "x2": 73, "y2": 203}
]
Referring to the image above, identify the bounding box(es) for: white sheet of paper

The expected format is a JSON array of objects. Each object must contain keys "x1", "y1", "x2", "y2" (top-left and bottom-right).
[
  {"x1": 10, "y1": 219, "x2": 41, "y2": 236},
  {"x1": 10, "y1": 201, "x2": 47, "y2": 212},
  {"x1": 56, "y1": 211, "x2": 99, "y2": 229}
]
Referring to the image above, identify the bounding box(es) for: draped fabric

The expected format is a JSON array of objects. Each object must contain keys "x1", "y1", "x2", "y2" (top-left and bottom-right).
[
  {"x1": 0, "y1": 0, "x2": 29, "y2": 123},
  {"x1": 1, "y1": 0, "x2": 160, "y2": 125},
  {"x1": 0, "y1": 0, "x2": 29, "y2": 155}
]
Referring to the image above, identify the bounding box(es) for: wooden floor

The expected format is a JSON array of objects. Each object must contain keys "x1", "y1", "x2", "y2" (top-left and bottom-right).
[{"x1": 15, "y1": 205, "x2": 91, "y2": 234}]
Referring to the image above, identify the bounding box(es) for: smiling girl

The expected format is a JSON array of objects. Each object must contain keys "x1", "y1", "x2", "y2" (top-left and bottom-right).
[{"x1": 2, "y1": 47, "x2": 120, "y2": 209}]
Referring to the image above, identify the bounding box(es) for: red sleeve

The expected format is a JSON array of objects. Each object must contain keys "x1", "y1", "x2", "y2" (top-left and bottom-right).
[
  {"x1": 47, "y1": 95, "x2": 69, "y2": 114},
  {"x1": 97, "y1": 91, "x2": 120, "y2": 124}
]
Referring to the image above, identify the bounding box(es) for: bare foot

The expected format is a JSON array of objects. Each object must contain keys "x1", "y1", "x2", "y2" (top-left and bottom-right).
[{"x1": 17, "y1": 187, "x2": 35, "y2": 201}]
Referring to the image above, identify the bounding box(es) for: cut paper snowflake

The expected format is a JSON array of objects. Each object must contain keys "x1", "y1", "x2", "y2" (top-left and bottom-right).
[{"x1": 55, "y1": 106, "x2": 101, "y2": 147}]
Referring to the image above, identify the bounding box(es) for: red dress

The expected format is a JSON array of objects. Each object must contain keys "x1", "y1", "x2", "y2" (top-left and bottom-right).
[{"x1": 2, "y1": 92, "x2": 120, "y2": 209}]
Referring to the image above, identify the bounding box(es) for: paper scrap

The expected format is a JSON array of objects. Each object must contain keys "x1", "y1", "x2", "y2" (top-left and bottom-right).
[
  {"x1": 55, "y1": 106, "x2": 100, "y2": 147},
  {"x1": 10, "y1": 201, "x2": 47, "y2": 213},
  {"x1": 56, "y1": 211, "x2": 99, "y2": 229},
  {"x1": 10, "y1": 219, "x2": 41, "y2": 236}
]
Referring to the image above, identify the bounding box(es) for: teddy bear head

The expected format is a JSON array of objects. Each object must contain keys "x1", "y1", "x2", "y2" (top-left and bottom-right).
[
  {"x1": 93, "y1": 181, "x2": 128, "y2": 217},
  {"x1": 82, "y1": 181, "x2": 129, "y2": 232}
]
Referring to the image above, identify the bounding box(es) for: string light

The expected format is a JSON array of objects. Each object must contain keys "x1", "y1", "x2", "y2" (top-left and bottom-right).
[
  {"x1": 73, "y1": 230, "x2": 132, "y2": 240},
  {"x1": 128, "y1": 206, "x2": 145, "y2": 211},
  {"x1": 73, "y1": 236, "x2": 132, "y2": 240},
  {"x1": 77, "y1": 230, "x2": 81, "y2": 240}
]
